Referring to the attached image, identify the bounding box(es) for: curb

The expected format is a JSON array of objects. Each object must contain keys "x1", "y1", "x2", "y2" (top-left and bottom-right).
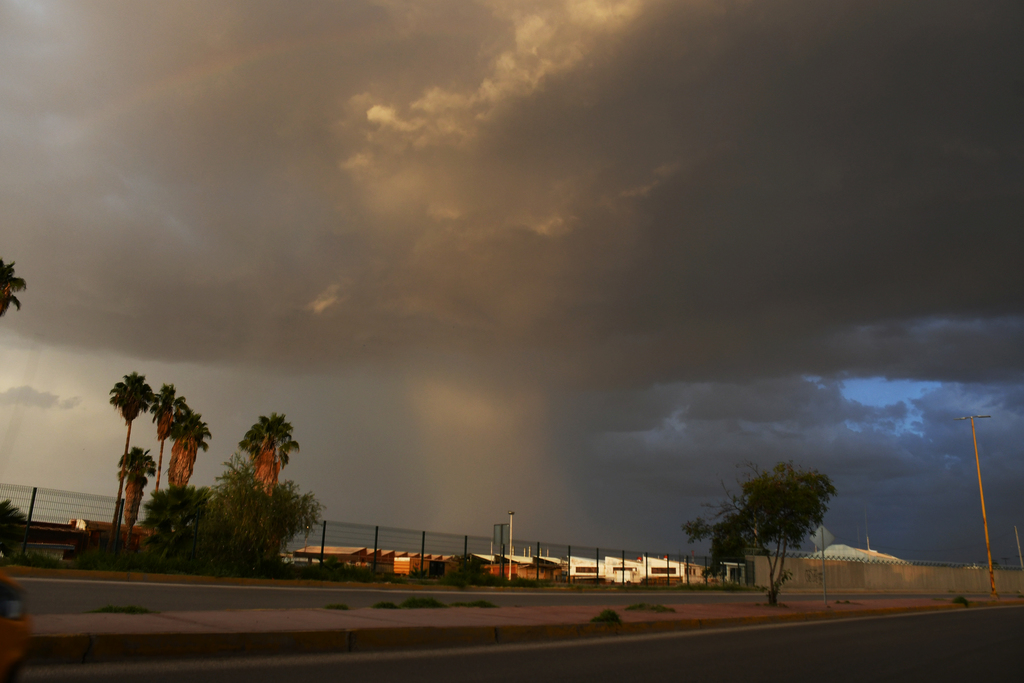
[{"x1": 29, "y1": 600, "x2": 1024, "y2": 665}]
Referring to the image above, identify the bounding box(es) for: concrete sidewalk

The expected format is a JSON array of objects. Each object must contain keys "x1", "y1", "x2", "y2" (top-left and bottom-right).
[{"x1": 30, "y1": 596, "x2": 1021, "y2": 664}]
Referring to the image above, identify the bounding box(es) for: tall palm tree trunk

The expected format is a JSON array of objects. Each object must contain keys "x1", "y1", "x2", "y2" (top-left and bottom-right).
[
  {"x1": 124, "y1": 480, "x2": 143, "y2": 551},
  {"x1": 108, "y1": 420, "x2": 133, "y2": 551},
  {"x1": 155, "y1": 438, "x2": 166, "y2": 491},
  {"x1": 253, "y1": 449, "x2": 277, "y2": 494}
]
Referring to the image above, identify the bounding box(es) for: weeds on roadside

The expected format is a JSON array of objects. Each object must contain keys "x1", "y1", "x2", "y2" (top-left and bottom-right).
[
  {"x1": 372, "y1": 601, "x2": 400, "y2": 609},
  {"x1": 624, "y1": 603, "x2": 675, "y2": 613},
  {"x1": 399, "y1": 597, "x2": 447, "y2": 609},
  {"x1": 88, "y1": 605, "x2": 156, "y2": 614},
  {"x1": 324, "y1": 603, "x2": 350, "y2": 610},
  {"x1": 591, "y1": 609, "x2": 622, "y2": 624},
  {"x1": 449, "y1": 600, "x2": 498, "y2": 608},
  {"x1": 952, "y1": 596, "x2": 969, "y2": 607}
]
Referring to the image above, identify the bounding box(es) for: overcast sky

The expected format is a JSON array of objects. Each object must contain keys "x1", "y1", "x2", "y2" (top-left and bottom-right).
[{"x1": 1, "y1": 0, "x2": 1022, "y2": 562}]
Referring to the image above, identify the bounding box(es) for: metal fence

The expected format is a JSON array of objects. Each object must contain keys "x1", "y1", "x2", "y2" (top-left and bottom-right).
[
  {"x1": 0, "y1": 482, "x2": 119, "y2": 527},
  {"x1": 286, "y1": 518, "x2": 733, "y2": 585}
]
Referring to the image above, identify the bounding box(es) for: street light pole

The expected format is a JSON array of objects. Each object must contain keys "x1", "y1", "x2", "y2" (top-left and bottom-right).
[
  {"x1": 955, "y1": 415, "x2": 996, "y2": 598},
  {"x1": 507, "y1": 509, "x2": 516, "y2": 581}
]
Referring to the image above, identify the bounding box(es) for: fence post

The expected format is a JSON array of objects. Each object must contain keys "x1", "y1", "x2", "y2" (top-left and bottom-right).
[
  {"x1": 20, "y1": 487, "x2": 37, "y2": 555},
  {"x1": 704, "y1": 555, "x2": 708, "y2": 585},
  {"x1": 537, "y1": 541, "x2": 541, "y2": 580},
  {"x1": 596, "y1": 547, "x2": 599, "y2": 585},
  {"x1": 644, "y1": 552, "x2": 648, "y2": 586},
  {"x1": 420, "y1": 530, "x2": 426, "y2": 576},
  {"x1": 621, "y1": 549, "x2": 625, "y2": 585},
  {"x1": 464, "y1": 535, "x2": 468, "y2": 571},
  {"x1": 567, "y1": 545, "x2": 572, "y2": 584},
  {"x1": 320, "y1": 520, "x2": 327, "y2": 565},
  {"x1": 372, "y1": 526, "x2": 379, "y2": 575},
  {"x1": 686, "y1": 556, "x2": 689, "y2": 586},
  {"x1": 112, "y1": 499, "x2": 126, "y2": 555}
]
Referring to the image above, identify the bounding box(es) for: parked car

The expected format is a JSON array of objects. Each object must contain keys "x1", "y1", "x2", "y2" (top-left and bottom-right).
[{"x1": 0, "y1": 570, "x2": 30, "y2": 683}]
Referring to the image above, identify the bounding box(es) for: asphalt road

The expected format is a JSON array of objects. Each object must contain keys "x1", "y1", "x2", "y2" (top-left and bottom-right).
[
  {"x1": 17, "y1": 577, "x2": 975, "y2": 613},
  {"x1": 22, "y1": 605, "x2": 1024, "y2": 681}
]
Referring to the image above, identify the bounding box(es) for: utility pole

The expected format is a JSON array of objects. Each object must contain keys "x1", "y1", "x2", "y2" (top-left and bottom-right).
[
  {"x1": 955, "y1": 415, "x2": 996, "y2": 598},
  {"x1": 1015, "y1": 526, "x2": 1022, "y2": 571},
  {"x1": 508, "y1": 511, "x2": 514, "y2": 581}
]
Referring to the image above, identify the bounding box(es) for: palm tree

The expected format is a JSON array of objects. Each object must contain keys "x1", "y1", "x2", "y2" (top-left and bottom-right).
[
  {"x1": 151, "y1": 385, "x2": 187, "y2": 492},
  {"x1": 238, "y1": 413, "x2": 300, "y2": 494},
  {"x1": 167, "y1": 407, "x2": 211, "y2": 488},
  {"x1": 0, "y1": 500, "x2": 27, "y2": 556},
  {"x1": 140, "y1": 485, "x2": 210, "y2": 558},
  {"x1": 108, "y1": 372, "x2": 154, "y2": 548},
  {"x1": 118, "y1": 446, "x2": 156, "y2": 549},
  {"x1": 0, "y1": 259, "x2": 26, "y2": 318}
]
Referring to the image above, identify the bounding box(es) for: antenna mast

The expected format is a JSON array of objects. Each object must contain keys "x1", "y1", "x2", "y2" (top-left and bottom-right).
[{"x1": 864, "y1": 506, "x2": 870, "y2": 551}]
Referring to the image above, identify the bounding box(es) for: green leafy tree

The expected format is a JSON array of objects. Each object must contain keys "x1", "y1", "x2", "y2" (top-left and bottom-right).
[
  {"x1": 0, "y1": 259, "x2": 26, "y2": 318},
  {"x1": 684, "y1": 462, "x2": 836, "y2": 605},
  {"x1": 238, "y1": 413, "x2": 300, "y2": 494},
  {"x1": 199, "y1": 453, "x2": 320, "y2": 570},
  {"x1": 167, "y1": 407, "x2": 211, "y2": 487},
  {"x1": 151, "y1": 385, "x2": 187, "y2": 492},
  {"x1": 141, "y1": 485, "x2": 210, "y2": 558},
  {"x1": 108, "y1": 372, "x2": 154, "y2": 546},
  {"x1": 0, "y1": 500, "x2": 27, "y2": 556},
  {"x1": 119, "y1": 447, "x2": 156, "y2": 546}
]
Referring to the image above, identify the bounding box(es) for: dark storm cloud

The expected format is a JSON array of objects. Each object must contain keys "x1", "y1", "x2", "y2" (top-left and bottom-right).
[
  {"x1": 2, "y1": 0, "x2": 1020, "y2": 382},
  {"x1": 1, "y1": 1, "x2": 1021, "y2": 557}
]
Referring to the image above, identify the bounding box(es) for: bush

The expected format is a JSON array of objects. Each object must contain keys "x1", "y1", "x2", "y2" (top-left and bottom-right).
[
  {"x1": 591, "y1": 609, "x2": 622, "y2": 624},
  {"x1": 399, "y1": 596, "x2": 447, "y2": 609},
  {"x1": 196, "y1": 454, "x2": 321, "y2": 572},
  {"x1": 372, "y1": 601, "x2": 399, "y2": 609},
  {"x1": 953, "y1": 596, "x2": 969, "y2": 607},
  {"x1": 450, "y1": 600, "x2": 497, "y2": 608},
  {"x1": 324, "y1": 603, "x2": 349, "y2": 610}
]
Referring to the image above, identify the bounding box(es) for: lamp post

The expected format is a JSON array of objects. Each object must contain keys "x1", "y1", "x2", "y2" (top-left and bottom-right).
[
  {"x1": 507, "y1": 509, "x2": 516, "y2": 581},
  {"x1": 954, "y1": 415, "x2": 996, "y2": 598}
]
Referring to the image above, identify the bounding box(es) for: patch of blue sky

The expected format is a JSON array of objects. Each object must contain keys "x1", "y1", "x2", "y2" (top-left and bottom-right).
[{"x1": 840, "y1": 377, "x2": 941, "y2": 435}]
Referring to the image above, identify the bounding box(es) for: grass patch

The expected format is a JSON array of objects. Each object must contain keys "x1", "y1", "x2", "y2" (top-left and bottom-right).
[
  {"x1": 372, "y1": 601, "x2": 399, "y2": 609},
  {"x1": 399, "y1": 596, "x2": 448, "y2": 609},
  {"x1": 449, "y1": 600, "x2": 498, "y2": 608},
  {"x1": 624, "y1": 603, "x2": 675, "y2": 613},
  {"x1": 952, "y1": 596, "x2": 970, "y2": 607},
  {"x1": 324, "y1": 603, "x2": 350, "y2": 610},
  {"x1": 88, "y1": 605, "x2": 156, "y2": 614},
  {"x1": 591, "y1": 609, "x2": 622, "y2": 624}
]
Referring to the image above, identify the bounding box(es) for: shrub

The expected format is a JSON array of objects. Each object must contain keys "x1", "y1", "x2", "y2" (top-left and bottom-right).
[
  {"x1": 399, "y1": 596, "x2": 447, "y2": 609},
  {"x1": 450, "y1": 600, "x2": 497, "y2": 608},
  {"x1": 953, "y1": 596, "x2": 969, "y2": 607},
  {"x1": 195, "y1": 454, "x2": 321, "y2": 571},
  {"x1": 324, "y1": 603, "x2": 350, "y2": 610},
  {"x1": 372, "y1": 601, "x2": 399, "y2": 609},
  {"x1": 591, "y1": 609, "x2": 622, "y2": 624}
]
